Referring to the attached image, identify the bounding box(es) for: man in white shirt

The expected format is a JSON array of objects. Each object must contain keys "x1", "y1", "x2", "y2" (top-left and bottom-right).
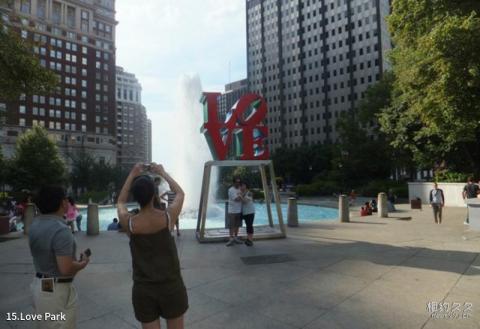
[
  {"x1": 226, "y1": 177, "x2": 243, "y2": 246},
  {"x1": 429, "y1": 183, "x2": 445, "y2": 224}
]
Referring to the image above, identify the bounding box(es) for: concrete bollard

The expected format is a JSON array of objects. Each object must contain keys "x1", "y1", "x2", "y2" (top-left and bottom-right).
[
  {"x1": 87, "y1": 203, "x2": 99, "y2": 236},
  {"x1": 378, "y1": 192, "x2": 388, "y2": 218},
  {"x1": 339, "y1": 195, "x2": 349, "y2": 223},
  {"x1": 287, "y1": 197, "x2": 299, "y2": 227},
  {"x1": 23, "y1": 203, "x2": 35, "y2": 235}
]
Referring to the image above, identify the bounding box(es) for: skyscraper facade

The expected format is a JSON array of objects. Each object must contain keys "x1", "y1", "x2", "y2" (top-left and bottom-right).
[
  {"x1": 0, "y1": 0, "x2": 117, "y2": 164},
  {"x1": 146, "y1": 118, "x2": 152, "y2": 163},
  {"x1": 218, "y1": 78, "x2": 248, "y2": 121},
  {"x1": 246, "y1": 0, "x2": 391, "y2": 151},
  {"x1": 116, "y1": 66, "x2": 150, "y2": 170}
]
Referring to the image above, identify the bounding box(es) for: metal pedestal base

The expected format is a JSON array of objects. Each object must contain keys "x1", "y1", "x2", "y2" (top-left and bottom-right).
[{"x1": 196, "y1": 160, "x2": 286, "y2": 243}]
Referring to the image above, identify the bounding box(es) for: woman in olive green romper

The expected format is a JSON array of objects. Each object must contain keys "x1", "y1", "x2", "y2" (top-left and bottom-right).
[{"x1": 117, "y1": 163, "x2": 188, "y2": 329}]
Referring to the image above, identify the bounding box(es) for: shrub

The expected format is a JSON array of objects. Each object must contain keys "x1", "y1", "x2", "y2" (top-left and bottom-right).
[
  {"x1": 296, "y1": 180, "x2": 339, "y2": 196},
  {"x1": 251, "y1": 189, "x2": 265, "y2": 200},
  {"x1": 434, "y1": 170, "x2": 471, "y2": 183},
  {"x1": 357, "y1": 180, "x2": 408, "y2": 198}
]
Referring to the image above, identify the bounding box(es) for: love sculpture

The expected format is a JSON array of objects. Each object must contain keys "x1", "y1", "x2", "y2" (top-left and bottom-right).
[
  {"x1": 196, "y1": 92, "x2": 286, "y2": 243},
  {"x1": 200, "y1": 92, "x2": 269, "y2": 160}
]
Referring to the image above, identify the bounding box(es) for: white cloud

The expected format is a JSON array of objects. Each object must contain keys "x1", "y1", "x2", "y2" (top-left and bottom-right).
[{"x1": 115, "y1": 0, "x2": 246, "y2": 162}]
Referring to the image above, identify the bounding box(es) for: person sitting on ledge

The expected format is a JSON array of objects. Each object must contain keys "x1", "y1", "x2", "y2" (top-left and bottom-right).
[
  {"x1": 360, "y1": 206, "x2": 368, "y2": 217},
  {"x1": 364, "y1": 202, "x2": 373, "y2": 215},
  {"x1": 107, "y1": 218, "x2": 120, "y2": 231},
  {"x1": 370, "y1": 199, "x2": 378, "y2": 213}
]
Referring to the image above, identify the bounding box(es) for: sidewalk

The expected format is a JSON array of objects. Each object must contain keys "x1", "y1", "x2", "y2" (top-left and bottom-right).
[{"x1": 1, "y1": 204, "x2": 479, "y2": 329}]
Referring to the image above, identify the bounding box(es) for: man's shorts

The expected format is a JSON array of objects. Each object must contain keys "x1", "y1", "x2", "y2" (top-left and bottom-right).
[{"x1": 228, "y1": 213, "x2": 242, "y2": 228}]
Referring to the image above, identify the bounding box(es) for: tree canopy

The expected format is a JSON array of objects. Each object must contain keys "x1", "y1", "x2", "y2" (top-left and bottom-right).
[
  {"x1": 69, "y1": 148, "x2": 128, "y2": 196},
  {"x1": 7, "y1": 126, "x2": 66, "y2": 191},
  {"x1": 380, "y1": 0, "x2": 480, "y2": 173}
]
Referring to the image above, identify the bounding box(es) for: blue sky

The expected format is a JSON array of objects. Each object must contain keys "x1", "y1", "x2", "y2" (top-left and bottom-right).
[{"x1": 115, "y1": 0, "x2": 247, "y2": 166}]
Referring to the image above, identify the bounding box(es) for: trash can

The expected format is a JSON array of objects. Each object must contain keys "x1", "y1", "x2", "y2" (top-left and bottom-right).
[
  {"x1": 0, "y1": 215, "x2": 10, "y2": 235},
  {"x1": 410, "y1": 198, "x2": 422, "y2": 210}
]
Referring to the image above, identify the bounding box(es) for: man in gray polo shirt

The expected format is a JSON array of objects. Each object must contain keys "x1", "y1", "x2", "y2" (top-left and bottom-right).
[{"x1": 29, "y1": 186, "x2": 90, "y2": 329}]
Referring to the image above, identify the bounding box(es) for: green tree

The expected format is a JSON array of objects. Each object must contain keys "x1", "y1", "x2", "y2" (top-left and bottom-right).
[
  {"x1": 272, "y1": 144, "x2": 334, "y2": 184},
  {"x1": 69, "y1": 148, "x2": 127, "y2": 197},
  {"x1": 335, "y1": 114, "x2": 392, "y2": 184},
  {"x1": 0, "y1": 20, "x2": 57, "y2": 101},
  {"x1": 381, "y1": 0, "x2": 480, "y2": 173},
  {"x1": 69, "y1": 149, "x2": 95, "y2": 194},
  {"x1": 0, "y1": 145, "x2": 5, "y2": 189},
  {"x1": 7, "y1": 126, "x2": 66, "y2": 191},
  {"x1": 356, "y1": 71, "x2": 394, "y2": 127}
]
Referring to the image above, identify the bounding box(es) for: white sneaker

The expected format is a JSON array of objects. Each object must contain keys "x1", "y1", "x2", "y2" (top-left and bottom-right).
[
  {"x1": 234, "y1": 236, "x2": 243, "y2": 244},
  {"x1": 464, "y1": 221, "x2": 470, "y2": 225},
  {"x1": 226, "y1": 238, "x2": 235, "y2": 247}
]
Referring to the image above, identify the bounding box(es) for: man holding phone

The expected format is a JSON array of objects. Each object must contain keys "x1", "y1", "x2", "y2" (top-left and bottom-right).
[{"x1": 29, "y1": 186, "x2": 90, "y2": 329}]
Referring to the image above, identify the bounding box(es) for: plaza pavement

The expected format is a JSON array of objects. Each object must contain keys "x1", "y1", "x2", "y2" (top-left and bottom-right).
[{"x1": 0, "y1": 203, "x2": 479, "y2": 329}]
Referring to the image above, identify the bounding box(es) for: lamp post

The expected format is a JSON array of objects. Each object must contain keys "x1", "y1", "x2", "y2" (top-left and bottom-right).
[
  {"x1": 339, "y1": 150, "x2": 349, "y2": 194},
  {"x1": 338, "y1": 163, "x2": 344, "y2": 193}
]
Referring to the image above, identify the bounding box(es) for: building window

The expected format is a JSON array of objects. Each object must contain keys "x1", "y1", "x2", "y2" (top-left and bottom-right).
[
  {"x1": 19, "y1": 105, "x2": 26, "y2": 114},
  {"x1": 67, "y1": 6, "x2": 76, "y2": 28},
  {"x1": 52, "y1": 1, "x2": 62, "y2": 24},
  {"x1": 20, "y1": 0, "x2": 31, "y2": 14},
  {"x1": 37, "y1": 0, "x2": 47, "y2": 19},
  {"x1": 81, "y1": 10, "x2": 89, "y2": 32}
]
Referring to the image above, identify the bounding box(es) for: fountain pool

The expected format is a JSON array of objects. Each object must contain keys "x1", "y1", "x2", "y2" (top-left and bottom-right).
[{"x1": 77, "y1": 203, "x2": 338, "y2": 231}]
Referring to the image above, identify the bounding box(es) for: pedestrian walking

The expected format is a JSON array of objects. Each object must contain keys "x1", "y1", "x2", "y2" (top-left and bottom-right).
[
  {"x1": 429, "y1": 183, "x2": 445, "y2": 224},
  {"x1": 462, "y1": 177, "x2": 479, "y2": 224}
]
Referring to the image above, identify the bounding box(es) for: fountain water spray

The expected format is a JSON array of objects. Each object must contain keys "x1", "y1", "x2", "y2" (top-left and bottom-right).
[{"x1": 171, "y1": 74, "x2": 218, "y2": 212}]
